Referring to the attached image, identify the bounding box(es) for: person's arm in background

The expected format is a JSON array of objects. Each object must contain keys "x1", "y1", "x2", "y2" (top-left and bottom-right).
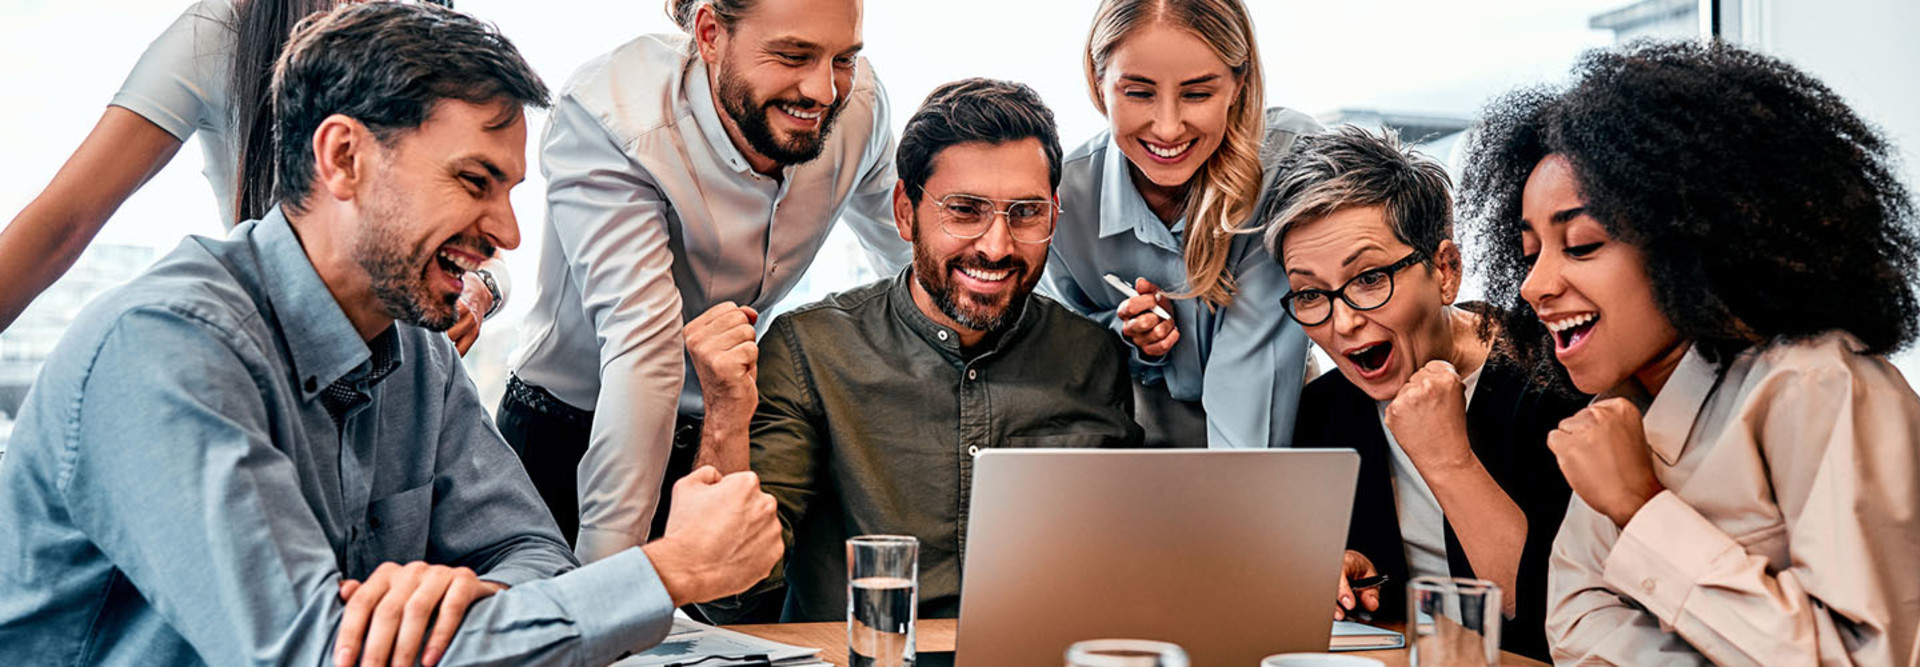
[
  {"x1": 540, "y1": 93, "x2": 688, "y2": 562},
  {"x1": 837, "y1": 66, "x2": 911, "y2": 274},
  {"x1": 0, "y1": 108, "x2": 183, "y2": 333}
]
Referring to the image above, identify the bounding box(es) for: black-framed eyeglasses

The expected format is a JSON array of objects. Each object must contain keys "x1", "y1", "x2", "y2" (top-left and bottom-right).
[
  {"x1": 1280, "y1": 250, "x2": 1428, "y2": 327},
  {"x1": 932, "y1": 193, "x2": 1058, "y2": 244}
]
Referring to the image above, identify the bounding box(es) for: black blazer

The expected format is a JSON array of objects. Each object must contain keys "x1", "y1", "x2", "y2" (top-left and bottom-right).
[{"x1": 1293, "y1": 353, "x2": 1585, "y2": 661}]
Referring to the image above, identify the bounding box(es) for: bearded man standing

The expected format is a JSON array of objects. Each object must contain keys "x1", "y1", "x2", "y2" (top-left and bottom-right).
[
  {"x1": 503, "y1": 0, "x2": 910, "y2": 562},
  {"x1": 689, "y1": 78, "x2": 1145, "y2": 623}
]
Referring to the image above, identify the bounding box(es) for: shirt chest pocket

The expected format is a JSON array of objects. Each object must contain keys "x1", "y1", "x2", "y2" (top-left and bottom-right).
[{"x1": 364, "y1": 482, "x2": 434, "y2": 561}]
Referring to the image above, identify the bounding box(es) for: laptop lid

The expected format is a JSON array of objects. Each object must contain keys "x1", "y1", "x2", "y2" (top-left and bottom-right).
[{"x1": 955, "y1": 449, "x2": 1360, "y2": 666}]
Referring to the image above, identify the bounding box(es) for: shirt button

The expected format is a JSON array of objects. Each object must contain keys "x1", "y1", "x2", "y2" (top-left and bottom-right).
[
  {"x1": 967, "y1": 369, "x2": 977, "y2": 380},
  {"x1": 304, "y1": 377, "x2": 317, "y2": 392},
  {"x1": 967, "y1": 445, "x2": 980, "y2": 457},
  {"x1": 937, "y1": 331, "x2": 949, "y2": 342},
  {"x1": 1642, "y1": 578, "x2": 1657, "y2": 593}
]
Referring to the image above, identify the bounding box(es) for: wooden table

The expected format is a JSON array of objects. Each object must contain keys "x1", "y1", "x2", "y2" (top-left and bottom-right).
[{"x1": 728, "y1": 619, "x2": 1547, "y2": 666}]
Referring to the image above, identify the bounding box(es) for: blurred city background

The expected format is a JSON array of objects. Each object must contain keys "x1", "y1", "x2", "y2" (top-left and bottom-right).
[{"x1": 3, "y1": 0, "x2": 1916, "y2": 453}]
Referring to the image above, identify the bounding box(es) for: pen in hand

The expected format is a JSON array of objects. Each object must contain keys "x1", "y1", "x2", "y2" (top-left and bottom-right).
[{"x1": 1102, "y1": 273, "x2": 1173, "y2": 321}]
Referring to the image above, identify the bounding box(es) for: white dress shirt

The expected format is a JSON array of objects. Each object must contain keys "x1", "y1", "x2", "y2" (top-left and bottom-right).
[
  {"x1": 1546, "y1": 332, "x2": 1920, "y2": 665},
  {"x1": 509, "y1": 33, "x2": 909, "y2": 562}
]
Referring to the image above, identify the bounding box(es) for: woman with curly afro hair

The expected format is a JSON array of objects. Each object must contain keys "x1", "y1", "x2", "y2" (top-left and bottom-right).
[{"x1": 1458, "y1": 40, "x2": 1920, "y2": 664}]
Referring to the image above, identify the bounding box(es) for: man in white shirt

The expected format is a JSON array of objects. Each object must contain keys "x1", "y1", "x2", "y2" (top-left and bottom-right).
[{"x1": 502, "y1": 0, "x2": 908, "y2": 563}]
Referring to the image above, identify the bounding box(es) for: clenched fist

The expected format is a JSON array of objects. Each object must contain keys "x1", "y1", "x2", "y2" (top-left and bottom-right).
[
  {"x1": 1383, "y1": 360, "x2": 1474, "y2": 475},
  {"x1": 645, "y1": 466, "x2": 784, "y2": 607},
  {"x1": 1548, "y1": 397, "x2": 1663, "y2": 528},
  {"x1": 687, "y1": 302, "x2": 760, "y2": 422}
]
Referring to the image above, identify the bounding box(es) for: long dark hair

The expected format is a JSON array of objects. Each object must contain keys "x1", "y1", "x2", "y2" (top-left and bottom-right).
[
  {"x1": 1458, "y1": 41, "x2": 1920, "y2": 387},
  {"x1": 229, "y1": 0, "x2": 335, "y2": 225},
  {"x1": 228, "y1": 0, "x2": 455, "y2": 224}
]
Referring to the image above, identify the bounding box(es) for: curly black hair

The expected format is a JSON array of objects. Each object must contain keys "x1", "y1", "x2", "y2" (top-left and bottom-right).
[{"x1": 1458, "y1": 40, "x2": 1920, "y2": 388}]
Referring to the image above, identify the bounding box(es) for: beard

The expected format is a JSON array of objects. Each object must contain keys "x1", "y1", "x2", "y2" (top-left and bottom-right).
[
  {"x1": 353, "y1": 179, "x2": 484, "y2": 332},
  {"x1": 910, "y1": 216, "x2": 1039, "y2": 334},
  {"x1": 714, "y1": 57, "x2": 845, "y2": 166}
]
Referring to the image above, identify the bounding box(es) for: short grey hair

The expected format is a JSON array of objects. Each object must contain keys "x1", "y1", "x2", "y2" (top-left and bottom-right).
[{"x1": 1262, "y1": 125, "x2": 1455, "y2": 262}]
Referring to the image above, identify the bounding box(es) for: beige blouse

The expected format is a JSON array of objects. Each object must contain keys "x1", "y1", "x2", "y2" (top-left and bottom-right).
[{"x1": 1546, "y1": 332, "x2": 1920, "y2": 665}]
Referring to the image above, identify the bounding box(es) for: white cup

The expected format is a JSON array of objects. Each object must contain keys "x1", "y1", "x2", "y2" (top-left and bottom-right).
[{"x1": 1260, "y1": 654, "x2": 1385, "y2": 667}]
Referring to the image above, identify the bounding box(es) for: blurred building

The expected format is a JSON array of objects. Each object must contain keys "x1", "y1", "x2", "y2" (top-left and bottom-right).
[{"x1": 1590, "y1": 0, "x2": 1700, "y2": 41}]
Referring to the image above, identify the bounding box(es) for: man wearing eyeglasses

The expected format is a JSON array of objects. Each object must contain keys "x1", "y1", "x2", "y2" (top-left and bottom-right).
[{"x1": 688, "y1": 78, "x2": 1145, "y2": 624}]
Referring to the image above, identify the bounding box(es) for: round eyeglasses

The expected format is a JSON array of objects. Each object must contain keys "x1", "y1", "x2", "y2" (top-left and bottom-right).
[
  {"x1": 1280, "y1": 250, "x2": 1428, "y2": 327},
  {"x1": 933, "y1": 193, "x2": 1057, "y2": 244}
]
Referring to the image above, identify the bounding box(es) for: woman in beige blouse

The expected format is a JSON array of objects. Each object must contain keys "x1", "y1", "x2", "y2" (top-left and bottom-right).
[{"x1": 1458, "y1": 41, "x2": 1920, "y2": 664}]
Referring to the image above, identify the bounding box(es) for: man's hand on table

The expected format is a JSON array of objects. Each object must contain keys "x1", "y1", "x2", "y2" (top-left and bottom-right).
[{"x1": 335, "y1": 561, "x2": 507, "y2": 667}]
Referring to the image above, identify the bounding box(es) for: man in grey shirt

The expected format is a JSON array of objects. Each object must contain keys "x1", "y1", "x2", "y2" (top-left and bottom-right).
[
  {"x1": 691, "y1": 79, "x2": 1146, "y2": 623},
  {"x1": 501, "y1": 0, "x2": 911, "y2": 563},
  {"x1": 0, "y1": 5, "x2": 780, "y2": 665}
]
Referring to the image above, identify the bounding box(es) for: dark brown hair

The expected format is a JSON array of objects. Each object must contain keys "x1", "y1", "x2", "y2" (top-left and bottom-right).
[
  {"x1": 271, "y1": 1, "x2": 547, "y2": 211},
  {"x1": 230, "y1": 0, "x2": 455, "y2": 224}
]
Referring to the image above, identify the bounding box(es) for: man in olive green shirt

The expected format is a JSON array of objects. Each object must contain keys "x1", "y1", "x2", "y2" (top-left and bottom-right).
[{"x1": 688, "y1": 78, "x2": 1145, "y2": 623}]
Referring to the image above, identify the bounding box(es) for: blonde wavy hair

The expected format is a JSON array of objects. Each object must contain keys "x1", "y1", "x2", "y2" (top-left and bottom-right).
[{"x1": 1085, "y1": 0, "x2": 1266, "y2": 308}]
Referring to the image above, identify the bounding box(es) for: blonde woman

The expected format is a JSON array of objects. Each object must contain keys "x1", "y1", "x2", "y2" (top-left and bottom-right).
[{"x1": 1043, "y1": 0, "x2": 1318, "y2": 447}]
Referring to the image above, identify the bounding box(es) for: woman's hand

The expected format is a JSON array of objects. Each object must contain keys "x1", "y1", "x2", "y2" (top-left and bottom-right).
[
  {"x1": 1116, "y1": 278, "x2": 1178, "y2": 357},
  {"x1": 1334, "y1": 550, "x2": 1382, "y2": 621},
  {"x1": 1548, "y1": 397, "x2": 1664, "y2": 528},
  {"x1": 1383, "y1": 360, "x2": 1476, "y2": 476}
]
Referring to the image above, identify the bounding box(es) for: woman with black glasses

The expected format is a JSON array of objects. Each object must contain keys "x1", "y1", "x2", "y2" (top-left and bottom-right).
[{"x1": 1265, "y1": 126, "x2": 1583, "y2": 660}]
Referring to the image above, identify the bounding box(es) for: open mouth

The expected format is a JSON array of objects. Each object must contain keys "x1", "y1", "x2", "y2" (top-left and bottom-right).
[
  {"x1": 434, "y1": 248, "x2": 481, "y2": 292},
  {"x1": 1343, "y1": 341, "x2": 1394, "y2": 377},
  {"x1": 1139, "y1": 138, "x2": 1195, "y2": 162},
  {"x1": 1545, "y1": 312, "x2": 1599, "y2": 353}
]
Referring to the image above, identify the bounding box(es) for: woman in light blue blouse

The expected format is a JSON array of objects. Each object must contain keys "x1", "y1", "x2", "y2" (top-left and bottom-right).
[{"x1": 1043, "y1": 0, "x2": 1319, "y2": 448}]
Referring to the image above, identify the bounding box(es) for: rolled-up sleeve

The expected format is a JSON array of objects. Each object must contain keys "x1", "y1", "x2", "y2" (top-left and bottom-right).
[{"x1": 541, "y1": 94, "x2": 687, "y2": 562}]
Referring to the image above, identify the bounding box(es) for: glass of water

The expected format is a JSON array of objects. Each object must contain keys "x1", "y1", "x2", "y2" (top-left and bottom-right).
[
  {"x1": 847, "y1": 535, "x2": 918, "y2": 667},
  {"x1": 1407, "y1": 576, "x2": 1502, "y2": 666},
  {"x1": 1064, "y1": 639, "x2": 1189, "y2": 667}
]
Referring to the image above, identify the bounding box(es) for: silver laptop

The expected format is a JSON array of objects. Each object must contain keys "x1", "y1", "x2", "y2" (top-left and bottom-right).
[{"x1": 955, "y1": 449, "x2": 1360, "y2": 666}]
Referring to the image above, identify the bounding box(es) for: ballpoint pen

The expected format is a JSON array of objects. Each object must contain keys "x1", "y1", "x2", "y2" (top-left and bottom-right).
[{"x1": 1102, "y1": 273, "x2": 1173, "y2": 321}]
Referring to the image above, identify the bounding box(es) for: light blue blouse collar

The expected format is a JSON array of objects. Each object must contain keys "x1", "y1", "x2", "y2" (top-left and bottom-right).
[{"x1": 1099, "y1": 134, "x2": 1185, "y2": 252}]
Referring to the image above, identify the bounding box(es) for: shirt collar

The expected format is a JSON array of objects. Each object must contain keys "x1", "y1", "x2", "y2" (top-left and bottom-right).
[
  {"x1": 249, "y1": 206, "x2": 387, "y2": 402},
  {"x1": 886, "y1": 267, "x2": 1038, "y2": 362},
  {"x1": 1099, "y1": 134, "x2": 1185, "y2": 248},
  {"x1": 685, "y1": 56, "x2": 759, "y2": 177},
  {"x1": 1638, "y1": 344, "x2": 1722, "y2": 466}
]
